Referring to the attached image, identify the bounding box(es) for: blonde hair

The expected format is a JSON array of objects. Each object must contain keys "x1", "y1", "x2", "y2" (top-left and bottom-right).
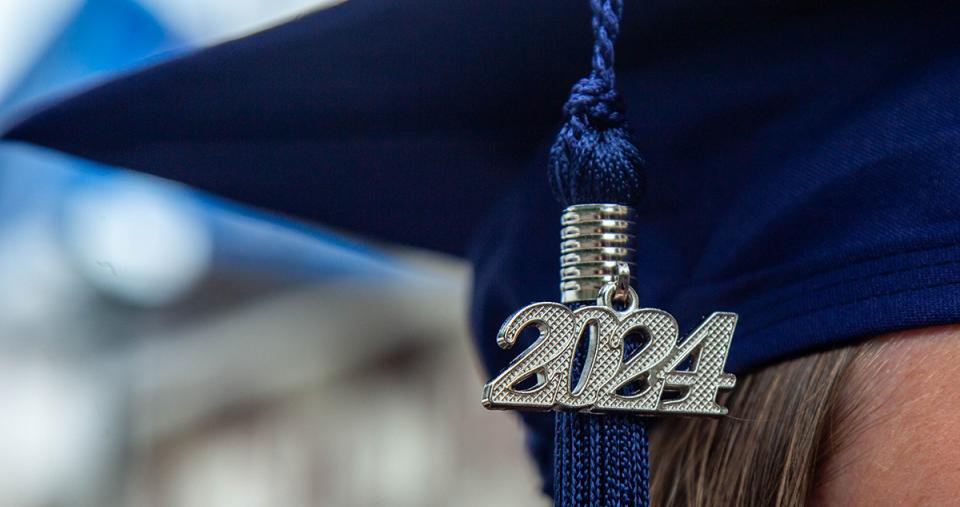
[{"x1": 650, "y1": 344, "x2": 869, "y2": 506}]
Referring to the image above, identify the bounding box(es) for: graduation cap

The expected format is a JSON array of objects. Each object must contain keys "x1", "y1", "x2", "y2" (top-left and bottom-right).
[{"x1": 5, "y1": 0, "x2": 960, "y2": 500}]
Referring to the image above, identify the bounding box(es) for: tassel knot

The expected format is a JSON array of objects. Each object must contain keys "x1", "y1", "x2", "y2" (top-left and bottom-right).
[{"x1": 548, "y1": 0, "x2": 645, "y2": 207}]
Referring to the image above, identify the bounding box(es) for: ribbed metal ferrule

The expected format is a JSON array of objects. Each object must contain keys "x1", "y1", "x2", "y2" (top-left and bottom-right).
[{"x1": 559, "y1": 204, "x2": 637, "y2": 303}]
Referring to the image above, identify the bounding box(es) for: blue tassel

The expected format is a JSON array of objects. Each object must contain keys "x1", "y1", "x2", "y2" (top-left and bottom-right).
[
  {"x1": 548, "y1": 1, "x2": 650, "y2": 506},
  {"x1": 548, "y1": 0, "x2": 645, "y2": 207}
]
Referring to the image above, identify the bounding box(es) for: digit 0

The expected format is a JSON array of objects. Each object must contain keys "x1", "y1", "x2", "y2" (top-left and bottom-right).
[{"x1": 554, "y1": 306, "x2": 623, "y2": 409}]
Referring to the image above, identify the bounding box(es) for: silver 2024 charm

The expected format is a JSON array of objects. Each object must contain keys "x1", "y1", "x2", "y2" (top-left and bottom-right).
[{"x1": 481, "y1": 204, "x2": 737, "y2": 416}]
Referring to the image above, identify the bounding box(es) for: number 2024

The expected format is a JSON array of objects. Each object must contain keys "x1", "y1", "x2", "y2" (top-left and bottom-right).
[{"x1": 481, "y1": 303, "x2": 737, "y2": 416}]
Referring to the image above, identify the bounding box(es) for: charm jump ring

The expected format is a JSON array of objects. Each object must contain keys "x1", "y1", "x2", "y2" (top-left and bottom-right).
[{"x1": 599, "y1": 283, "x2": 639, "y2": 312}]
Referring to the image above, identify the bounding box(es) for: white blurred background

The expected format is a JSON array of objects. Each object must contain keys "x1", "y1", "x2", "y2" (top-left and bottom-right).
[{"x1": 0, "y1": 1, "x2": 547, "y2": 506}]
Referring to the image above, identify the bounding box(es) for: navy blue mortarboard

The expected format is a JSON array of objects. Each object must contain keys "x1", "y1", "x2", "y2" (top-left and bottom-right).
[{"x1": 5, "y1": 0, "x2": 960, "y2": 497}]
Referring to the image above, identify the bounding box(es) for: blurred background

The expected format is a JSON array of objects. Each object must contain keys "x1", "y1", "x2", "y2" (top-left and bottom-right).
[{"x1": 0, "y1": 1, "x2": 547, "y2": 505}]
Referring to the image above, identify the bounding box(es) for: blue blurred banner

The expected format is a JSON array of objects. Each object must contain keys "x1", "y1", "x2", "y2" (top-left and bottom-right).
[{"x1": 0, "y1": 0, "x2": 408, "y2": 310}]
